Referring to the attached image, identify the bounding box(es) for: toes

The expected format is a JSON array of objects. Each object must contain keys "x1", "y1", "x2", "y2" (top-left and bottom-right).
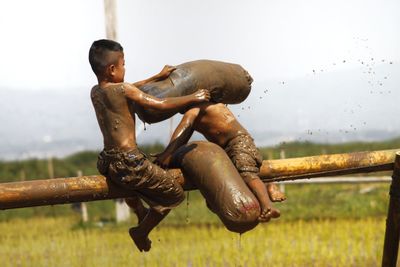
[{"x1": 270, "y1": 193, "x2": 287, "y2": 203}]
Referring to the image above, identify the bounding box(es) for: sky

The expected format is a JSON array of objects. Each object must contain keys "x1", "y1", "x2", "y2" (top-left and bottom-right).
[
  {"x1": 0, "y1": 0, "x2": 399, "y2": 158},
  {"x1": 0, "y1": 0, "x2": 398, "y2": 89}
]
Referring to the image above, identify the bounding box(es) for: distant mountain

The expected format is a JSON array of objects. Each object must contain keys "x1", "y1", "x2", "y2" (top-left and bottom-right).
[{"x1": 0, "y1": 61, "x2": 398, "y2": 160}]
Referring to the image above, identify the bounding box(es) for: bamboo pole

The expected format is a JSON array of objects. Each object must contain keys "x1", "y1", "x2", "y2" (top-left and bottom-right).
[
  {"x1": 260, "y1": 148, "x2": 397, "y2": 182},
  {"x1": 382, "y1": 152, "x2": 400, "y2": 267},
  {"x1": 0, "y1": 149, "x2": 398, "y2": 210}
]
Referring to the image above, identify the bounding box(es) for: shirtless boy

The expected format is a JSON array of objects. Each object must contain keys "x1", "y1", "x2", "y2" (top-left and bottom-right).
[
  {"x1": 88, "y1": 39, "x2": 210, "y2": 252},
  {"x1": 154, "y1": 102, "x2": 285, "y2": 222}
]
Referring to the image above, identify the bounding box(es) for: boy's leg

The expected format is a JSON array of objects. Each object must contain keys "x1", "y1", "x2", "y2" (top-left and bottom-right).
[
  {"x1": 129, "y1": 208, "x2": 170, "y2": 252},
  {"x1": 106, "y1": 149, "x2": 184, "y2": 252},
  {"x1": 125, "y1": 195, "x2": 149, "y2": 224},
  {"x1": 266, "y1": 183, "x2": 286, "y2": 202},
  {"x1": 224, "y1": 134, "x2": 280, "y2": 222},
  {"x1": 245, "y1": 174, "x2": 280, "y2": 222},
  {"x1": 128, "y1": 160, "x2": 183, "y2": 252}
]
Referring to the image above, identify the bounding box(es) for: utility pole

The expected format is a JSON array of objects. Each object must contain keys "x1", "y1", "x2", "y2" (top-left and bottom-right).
[
  {"x1": 104, "y1": 0, "x2": 118, "y2": 40},
  {"x1": 104, "y1": 0, "x2": 131, "y2": 223}
]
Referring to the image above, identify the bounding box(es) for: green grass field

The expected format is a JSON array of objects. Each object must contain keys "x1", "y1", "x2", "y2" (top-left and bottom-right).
[{"x1": 0, "y1": 216, "x2": 386, "y2": 267}]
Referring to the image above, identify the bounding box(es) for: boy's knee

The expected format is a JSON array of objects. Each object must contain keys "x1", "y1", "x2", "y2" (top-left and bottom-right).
[{"x1": 168, "y1": 181, "x2": 185, "y2": 206}]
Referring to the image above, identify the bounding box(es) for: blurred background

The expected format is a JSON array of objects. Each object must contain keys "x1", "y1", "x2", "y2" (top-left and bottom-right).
[{"x1": 0, "y1": 0, "x2": 399, "y2": 160}]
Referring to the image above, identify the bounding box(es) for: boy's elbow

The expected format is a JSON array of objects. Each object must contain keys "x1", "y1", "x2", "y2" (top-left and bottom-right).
[{"x1": 149, "y1": 100, "x2": 168, "y2": 111}]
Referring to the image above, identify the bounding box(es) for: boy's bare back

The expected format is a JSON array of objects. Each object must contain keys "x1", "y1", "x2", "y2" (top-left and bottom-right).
[{"x1": 187, "y1": 102, "x2": 248, "y2": 147}]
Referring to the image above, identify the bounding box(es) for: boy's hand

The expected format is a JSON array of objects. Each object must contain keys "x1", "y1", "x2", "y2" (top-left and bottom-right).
[
  {"x1": 153, "y1": 151, "x2": 172, "y2": 169},
  {"x1": 192, "y1": 89, "x2": 210, "y2": 102},
  {"x1": 158, "y1": 65, "x2": 176, "y2": 79}
]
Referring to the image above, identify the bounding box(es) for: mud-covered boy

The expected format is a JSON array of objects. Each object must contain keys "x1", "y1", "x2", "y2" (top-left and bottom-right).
[
  {"x1": 88, "y1": 39, "x2": 210, "y2": 252},
  {"x1": 154, "y1": 102, "x2": 285, "y2": 222}
]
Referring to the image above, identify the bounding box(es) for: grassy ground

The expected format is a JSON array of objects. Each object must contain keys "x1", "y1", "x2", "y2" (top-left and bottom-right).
[{"x1": 0, "y1": 216, "x2": 385, "y2": 267}]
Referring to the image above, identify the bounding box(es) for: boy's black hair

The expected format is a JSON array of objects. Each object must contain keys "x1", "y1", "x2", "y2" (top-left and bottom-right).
[{"x1": 89, "y1": 39, "x2": 124, "y2": 75}]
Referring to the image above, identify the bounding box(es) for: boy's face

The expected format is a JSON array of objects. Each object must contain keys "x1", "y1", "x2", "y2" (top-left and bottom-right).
[{"x1": 108, "y1": 51, "x2": 125, "y2": 83}]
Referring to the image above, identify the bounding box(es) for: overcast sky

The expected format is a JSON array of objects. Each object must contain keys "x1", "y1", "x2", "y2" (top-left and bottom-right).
[
  {"x1": 0, "y1": 0, "x2": 398, "y2": 90},
  {"x1": 0, "y1": 0, "x2": 399, "y2": 157}
]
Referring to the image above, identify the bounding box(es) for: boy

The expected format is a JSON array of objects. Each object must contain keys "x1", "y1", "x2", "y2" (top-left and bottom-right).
[
  {"x1": 88, "y1": 39, "x2": 210, "y2": 252},
  {"x1": 154, "y1": 102, "x2": 285, "y2": 222}
]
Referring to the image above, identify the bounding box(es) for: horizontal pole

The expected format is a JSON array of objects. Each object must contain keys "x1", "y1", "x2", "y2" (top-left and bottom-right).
[
  {"x1": 0, "y1": 149, "x2": 398, "y2": 210},
  {"x1": 261, "y1": 149, "x2": 398, "y2": 182},
  {"x1": 280, "y1": 176, "x2": 391, "y2": 184}
]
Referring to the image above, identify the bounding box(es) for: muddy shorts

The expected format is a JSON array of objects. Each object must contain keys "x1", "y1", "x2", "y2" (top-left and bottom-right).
[
  {"x1": 97, "y1": 148, "x2": 184, "y2": 215},
  {"x1": 224, "y1": 134, "x2": 263, "y2": 184}
]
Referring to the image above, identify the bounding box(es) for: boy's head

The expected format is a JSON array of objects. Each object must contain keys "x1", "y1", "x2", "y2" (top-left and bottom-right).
[{"x1": 89, "y1": 39, "x2": 125, "y2": 83}]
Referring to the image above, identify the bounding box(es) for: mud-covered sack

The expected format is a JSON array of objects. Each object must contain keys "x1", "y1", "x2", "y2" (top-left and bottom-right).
[
  {"x1": 173, "y1": 141, "x2": 260, "y2": 234},
  {"x1": 136, "y1": 60, "x2": 253, "y2": 123}
]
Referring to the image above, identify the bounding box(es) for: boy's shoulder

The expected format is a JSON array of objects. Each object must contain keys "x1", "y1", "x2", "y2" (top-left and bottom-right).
[
  {"x1": 91, "y1": 83, "x2": 132, "y2": 106},
  {"x1": 91, "y1": 83, "x2": 129, "y2": 95}
]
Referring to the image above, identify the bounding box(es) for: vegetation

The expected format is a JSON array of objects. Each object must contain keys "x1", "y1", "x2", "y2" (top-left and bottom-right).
[
  {"x1": 0, "y1": 142, "x2": 165, "y2": 183},
  {"x1": 259, "y1": 136, "x2": 400, "y2": 159},
  {"x1": 0, "y1": 216, "x2": 385, "y2": 267}
]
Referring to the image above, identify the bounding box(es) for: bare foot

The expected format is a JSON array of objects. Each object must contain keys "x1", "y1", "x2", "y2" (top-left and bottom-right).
[
  {"x1": 267, "y1": 183, "x2": 286, "y2": 202},
  {"x1": 129, "y1": 227, "x2": 152, "y2": 252},
  {"x1": 258, "y1": 207, "x2": 280, "y2": 222}
]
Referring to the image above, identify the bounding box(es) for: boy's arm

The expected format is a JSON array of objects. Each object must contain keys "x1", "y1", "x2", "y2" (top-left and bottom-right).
[
  {"x1": 154, "y1": 107, "x2": 201, "y2": 167},
  {"x1": 123, "y1": 83, "x2": 209, "y2": 112},
  {"x1": 133, "y1": 65, "x2": 176, "y2": 88}
]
